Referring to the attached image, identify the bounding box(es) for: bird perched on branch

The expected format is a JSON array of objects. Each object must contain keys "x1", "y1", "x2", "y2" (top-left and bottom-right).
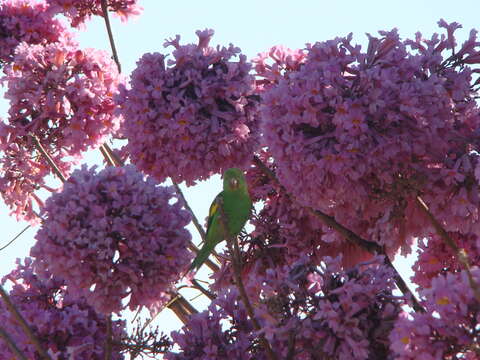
[{"x1": 188, "y1": 168, "x2": 252, "y2": 272}]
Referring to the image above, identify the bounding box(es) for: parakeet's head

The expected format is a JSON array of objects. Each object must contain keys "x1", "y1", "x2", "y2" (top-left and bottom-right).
[{"x1": 223, "y1": 168, "x2": 248, "y2": 192}]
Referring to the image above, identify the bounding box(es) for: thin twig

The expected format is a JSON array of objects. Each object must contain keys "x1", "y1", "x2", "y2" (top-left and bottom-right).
[
  {"x1": 0, "y1": 285, "x2": 52, "y2": 360},
  {"x1": 100, "y1": 145, "x2": 116, "y2": 167},
  {"x1": 191, "y1": 279, "x2": 216, "y2": 300},
  {"x1": 172, "y1": 182, "x2": 207, "y2": 242},
  {"x1": 104, "y1": 316, "x2": 112, "y2": 360},
  {"x1": 415, "y1": 195, "x2": 480, "y2": 302},
  {"x1": 217, "y1": 200, "x2": 277, "y2": 360},
  {"x1": 0, "y1": 225, "x2": 30, "y2": 252},
  {"x1": 0, "y1": 325, "x2": 29, "y2": 360},
  {"x1": 173, "y1": 181, "x2": 221, "y2": 272},
  {"x1": 100, "y1": 0, "x2": 122, "y2": 73},
  {"x1": 103, "y1": 143, "x2": 123, "y2": 167},
  {"x1": 31, "y1": 135, "x2": 66, "y2": 183},
  {"x1": 253, "y1": 155, "x2": 425, "y2": 313}
]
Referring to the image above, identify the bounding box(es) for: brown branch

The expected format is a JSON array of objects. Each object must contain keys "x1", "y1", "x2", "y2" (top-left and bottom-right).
[
  {"x1": 253, "y1": 155, "x2": 425, "y2": 313},
  {"x1": 0, "y1": 225, "x2": 30, "y2": 252},
  {"x1": 173, "y1": 181, "x2": 220, "y2": 273},
  {"x1": 217, "y1": 200, "x2": 277, "y2": 360},
  {"x1": 191, "y1": 279, "x2": 216, "y2": 300},
  {"x1": 100, "y1": 145, "x2": 116, "y2": 167},
  {"x1": 415, "y1": 195, "x2": 480, "y2": 302},
  {"x1": 103, "y1": 143, "x2": 123, "y2": 167},
  {"x1": 104, "y1": 315, "x2": 112, "y2": 360},
  {"x1": 0, "y1": 285, "x2": 52, "y2": 360},
  {"x1": 31, "y1": 135, "x2": 66, "y2": 183},
  {"x1": 0, "y1": 325, "x2": 28, "y2": 360},
  {"x1": 100, "y1": 0, "x2": 122, "y2": 73},
  {"x1": 166, "y1": 295, "x2": 194, "y2": 325}
]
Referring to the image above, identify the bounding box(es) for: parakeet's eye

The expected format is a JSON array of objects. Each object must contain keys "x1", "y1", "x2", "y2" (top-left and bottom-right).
[{"x1": 229, "y1": 178, "x2": 239, "y2": 189}]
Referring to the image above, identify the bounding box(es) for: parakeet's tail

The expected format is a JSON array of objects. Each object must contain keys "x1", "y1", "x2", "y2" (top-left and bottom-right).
[{"x1": 188, "y1": 241, "x2": 216, "y2": 273}]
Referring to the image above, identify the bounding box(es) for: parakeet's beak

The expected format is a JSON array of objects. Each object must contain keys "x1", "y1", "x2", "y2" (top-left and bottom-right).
[{"x1": 229, "y1": 178, "x2": 239, "y2": 189}]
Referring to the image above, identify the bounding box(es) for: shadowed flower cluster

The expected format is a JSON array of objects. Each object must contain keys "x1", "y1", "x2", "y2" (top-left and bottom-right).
[
  {"x1": 0, "y1": 258, "x2": 126, "y2": 359},
  {"x1": 170, "y1": 257, "x2": 401, "y2": 359},
  {"x1": 260, "y1": 21, "x2": 480, "y2": 256},
  {"x1": 116, "y1": 29, "x2": 259, "y2": 185},
  {"x1": 30, "y1": 165, "x2": 193, "y2": 314}
]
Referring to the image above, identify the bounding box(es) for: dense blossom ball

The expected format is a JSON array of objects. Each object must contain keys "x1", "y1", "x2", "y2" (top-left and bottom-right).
[
  {"x1": 0, "y1": 258, "x2": 126, "y2": 359},
  {"x1": 116, "y1": 29, "x2": 259, "y2": 185},
  {"x1": 46, "y1": 0, "x2": 142, "y2": 27},
  {"x1": 391, "y1": 268, "x2": 480, "y2": 359},
  {"x1": 31, "y1": 165, "x2": 193, "y2": 314},
  {"x1": 0, "y1": 0, "x2": 72, "y2": 65},
  {"x1": 3, "y1": 41, "x2": 121, "y2": 157},
  {"x1": 260, "y1": 22, "x2": 480, "y2": 254},
  {"x1": 173, "y1": 257, "x2": 401, "y2": 359}
]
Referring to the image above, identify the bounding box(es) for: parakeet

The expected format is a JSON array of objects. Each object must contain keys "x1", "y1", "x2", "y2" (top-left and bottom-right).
[{"x1": 188, "y1": 168, "x2": 252, "y2": 272}]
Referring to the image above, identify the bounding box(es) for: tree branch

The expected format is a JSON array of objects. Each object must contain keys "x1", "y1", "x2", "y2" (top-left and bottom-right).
[
  {"x1": 253, "y1": 155, "x2": 425, "y2": 313},
  {"x1": 217, "y1": 199, "x2": 277, "y2": 360},
  {"x1": 0, "y1": 325, "x2": 29, "y2": 360},
  {"x1": 100, "y1": 0, "x2": 122, "y2": 73},
  {"x1": 415, "y1": 195, "x2": 480, "y2": 302},
  {"x1": 0, "y1": 285, "x2": 52, "y2": 360}
]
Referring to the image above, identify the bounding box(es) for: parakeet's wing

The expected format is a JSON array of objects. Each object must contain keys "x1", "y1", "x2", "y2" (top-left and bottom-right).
[
  {"x1": 205, "y1": 191, "x2": 223, "y2": 240},
  {"x1": 188, "y1": 192, "x2": 224, "y2": 272}
]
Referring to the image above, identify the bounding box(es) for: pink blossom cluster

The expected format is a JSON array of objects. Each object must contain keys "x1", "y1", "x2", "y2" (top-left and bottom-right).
[
  {"x1": 116, "y1": 29, "x2": 259, "y2": 185},
  {"x1": 172, "y1": 257, "x2": 401, "y2": 359},
  {"x1": 0, "y1": 0, "x2": 72, "y2": 65},
  {"x1": 244, "y1": 151, "x2": 372, "y2": 271},
  {"x1": 0, "y1": 258, "x2": 126, "y2": 359},
  {"x1": 46, "y1": 0, "x2": 142, "y2": 27},
  {"x1": 412, "y1": 231, "x2": 480, "y2": 288},
  {"x1": 0, "y1": 136, "x2": 69, "y2": 223},
  {"x1": 0, "y1": 41, "x2": 121, "y2": 221},
  {"x1": 30, "y1": 165, "x2": 193, "y2": 314},
  {"x1": 252, "y1": 45, "x2": 306, "y2": 91},
  {"x1": 390, "y1": 268, "x2": 480, "y2": 359},
  {"x1": 260, "y1": 21, "x2": 480, "y2": 256},
  {"x1": 3, "y1": 41, "x2": 121, "y2": 155}
]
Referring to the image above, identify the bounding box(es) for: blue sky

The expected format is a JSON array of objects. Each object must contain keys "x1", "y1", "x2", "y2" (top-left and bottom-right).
[{"x1": 0, "y1": 0, "x2": 478, "y2": 337}]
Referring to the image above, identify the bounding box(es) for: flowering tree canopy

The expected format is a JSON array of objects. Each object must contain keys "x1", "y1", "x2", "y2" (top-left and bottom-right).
[{"x1": 0, "y1": 1, "x2": 479, "y2": 359}]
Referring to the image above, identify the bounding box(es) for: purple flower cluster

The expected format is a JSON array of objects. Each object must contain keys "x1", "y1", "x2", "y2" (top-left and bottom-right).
[
  {"x1": 3, "y1": 41, "x2": 121, "y2": 155},
  {"x1": 0, "y1": 137, "x2": 69, "y2": 223},
  {"x1": 30, "y1": 165, "x2": 193, "y2": 314},
  {"x1": 172, "y1": 257, "x2": 401, "y2": 359},
  {"x1": 252, "y1": 45, "x2": 306, "y2": 91},
  {"x1": 391, "y1": 268, "x2": 480, "y2": 359},
  {"x1": 260, "y1": 21, "x2": 480, "y2": 256},
  {"x1": 166, "y1": 289, "x2": 253, "y2": 360},
  {"x1": 0, "y1": 41, "x2": 121, "y2": 221},
  {"x1": 412, "y1": 231, "x2": 480, "y2": 288},
  {"x1": 0, "y1": 258, "x2": 126, "y2": 359},
  {"x1": 0, "y1": 0, "x2": 72, "y2": 64},
  {"x1": 47, "y1": 0, "x2": 142, "y2": 27},
  {"x1": 245, "y1": 151, "x2": 372, "y2": 270},
  {"x1": 116, "y1": 29, "x2": 259, "y2": 185}
]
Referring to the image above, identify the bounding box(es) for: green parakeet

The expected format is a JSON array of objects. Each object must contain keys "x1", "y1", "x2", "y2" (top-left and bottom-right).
[{"x1": 188, "y1": 168, "x2": 252, "y2": 272}]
